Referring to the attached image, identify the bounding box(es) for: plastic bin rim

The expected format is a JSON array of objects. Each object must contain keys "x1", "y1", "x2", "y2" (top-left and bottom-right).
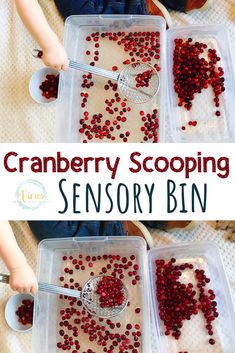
[
  {"x1": 65, "y1": 14, "x2": 166, "y2": 28},
  {"x1": 38, "y1": 235, "x2": 147, "y2": 250},
  {"x1": 148, "y1": 240, "x2": 220, "y2": 256},
  {"x1": 167, "y1": 23, "x2": 228, "y2": 35}
]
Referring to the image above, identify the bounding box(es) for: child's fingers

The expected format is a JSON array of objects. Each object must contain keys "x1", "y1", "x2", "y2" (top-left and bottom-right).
[
  {"x1": 42, "y1": 59, "x2": 51, "y2": 67},
  {"x1": 9, "y1": 281, "x2": 19, "y2": 292},
  {"x1": 42, "y1": 59, "x2": 58, "y2": 69},
  {"x1": 10, "y1": 284, "x2": 17, "y2": 291},
  {"x1": 18, "y1": 286, "x2": 30, "y2": 293},
  {"x1": 14, "y1": 286, "x2": 25, "y2": 293},
  {"x1": 42, "y1": 58, "x2": 68, "y2": 71},
  {"x1": 62, "y1": 61, "x2": 69, "y2": 71},
  {"x1": 31, "y1": 283, "x2": 38, "y2": 294},
  {"x1": 11, "y1": 282, "x2": 35, "y2": 293},
  {"x1": 57, "y1": 64, "x2": 63, "y2": 71},
  {"x1": 53, "y1": 63, "x2": 63, "y2": 71},
  {"x1": 24, "y1": 286, "x2": 32, "y2": 293}
]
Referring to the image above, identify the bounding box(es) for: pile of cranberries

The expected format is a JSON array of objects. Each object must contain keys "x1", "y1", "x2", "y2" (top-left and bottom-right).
[
  {"x1": 96, "y1": 276, "x2": 125, "y2": 308},
  {"x1": 57, "y1": 254, "x2": 142, "y2": 353},
  {"x1": 135, "y1": 69, "x2": 154, "y2": 88},
  {"x1": 155, "y1": 258, "x2": 218, "y2": 351},
  {"x1": 173, "y1": 38, "x2": 225, "y2": 130},
  {"x1": 15, "y1": 299, "x2": 34, "y2": 325},
  {"x1": 78, "y1": 31, "x2": 161, "y2": 143},
  {"x1": 39, "y1": 74, "x2": 59, "y2": 99}
]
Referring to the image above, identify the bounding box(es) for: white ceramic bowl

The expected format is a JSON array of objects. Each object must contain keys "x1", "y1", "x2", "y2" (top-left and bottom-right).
[
  {"x1": 5, "y1": 293, "x2": 34, "y2": 332},
  {"x1": 29, "y1": 67, "x2": 59, "y2": 104}
]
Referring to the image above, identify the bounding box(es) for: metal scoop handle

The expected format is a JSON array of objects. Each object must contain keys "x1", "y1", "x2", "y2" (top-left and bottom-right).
[
  {"x1": 69, "y1": 60, "x2": 119, "y2": 81},
  {"x1": 32, "y1": 49, "x2": 119, "y2": 81},
  {"x1": 0, "y1": 273, "x2": 81, "y2": 299}
]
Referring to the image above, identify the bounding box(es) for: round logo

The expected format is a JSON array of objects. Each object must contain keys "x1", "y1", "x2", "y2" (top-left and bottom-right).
[{"x1": 15, "y1": 179, "x2": 47, "y2": 210}]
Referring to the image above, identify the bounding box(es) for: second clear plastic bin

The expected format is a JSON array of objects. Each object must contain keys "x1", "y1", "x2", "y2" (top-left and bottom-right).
[
  {"x1": 148, "y1": 242, "x2": 235, "y2": 353},
  {"x1": 166, "y1": 25, "x2": 235, "y2": 142}
]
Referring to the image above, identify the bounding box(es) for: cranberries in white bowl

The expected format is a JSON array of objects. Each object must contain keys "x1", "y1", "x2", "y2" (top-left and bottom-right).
[{"x1": 29, "y1": 67, "x2": 59, "y2": 104}]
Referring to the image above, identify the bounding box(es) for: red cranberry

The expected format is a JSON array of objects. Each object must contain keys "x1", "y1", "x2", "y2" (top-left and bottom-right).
[
  {"x1": 209, "y1": 338, "x2": 215, "y2": 345},
  {"x1": 173, "y1": 38, "x2": 225, "y2": 115},
  {"x1": 135, "y1": 69, "x2": 155, "y2": 88},
  {"x1": 16, "y1": 299, "x2": 34, "y2": 325},
  {"x1": 39, "y1": 74, "x2": 59, "y2": 99},
  {"x1": 96, "y1": 276, "x2": 125, "y2": 308}
]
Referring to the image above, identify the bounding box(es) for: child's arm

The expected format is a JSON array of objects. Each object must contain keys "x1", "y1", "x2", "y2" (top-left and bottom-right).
[
  {"x1": 15, "y1": 0, "x2": 68, "y2": 70},
  {"x1": 0, "y1": 221, "x2": 38, "y2": 294}
]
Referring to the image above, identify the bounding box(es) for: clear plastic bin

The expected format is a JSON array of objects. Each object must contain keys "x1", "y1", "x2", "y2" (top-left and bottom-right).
[
  {"x1": 32, "y1": 236, "x2": 150, "y2": 353},
  {"x1": 166, "y1": 25, "x2": 235, "y2": 142},
  {"x1": 56, "y1": 15, "x2": 166, "y2": 143},
  {"x1": 148, "y1": 242, "x2": 235, "y2": 353}
]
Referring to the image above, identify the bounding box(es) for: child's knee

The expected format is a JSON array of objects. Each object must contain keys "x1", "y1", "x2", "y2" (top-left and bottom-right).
[
  {"x1": 54, "y1": 0, "x2": 148, "y2": 19},
  {"x1": 28, "y1": 221, "x2": 77, "y2": 241}
]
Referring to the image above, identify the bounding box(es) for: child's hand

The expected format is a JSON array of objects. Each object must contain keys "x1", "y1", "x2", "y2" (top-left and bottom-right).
[
  {"x1": 9, "y1": 263, "x2": 38, "y2": 294},
  {"x1": 42, "y1": 42, "x2": 69, "y2": 71}
]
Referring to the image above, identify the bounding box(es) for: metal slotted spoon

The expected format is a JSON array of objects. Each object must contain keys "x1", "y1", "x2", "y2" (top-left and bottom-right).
[
  {"x1": 0, "y1": 273, "x2": 128, "y2": 318},
  {"x1": 32, "y1": 49, "x2": 160, "y2": 104}
]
